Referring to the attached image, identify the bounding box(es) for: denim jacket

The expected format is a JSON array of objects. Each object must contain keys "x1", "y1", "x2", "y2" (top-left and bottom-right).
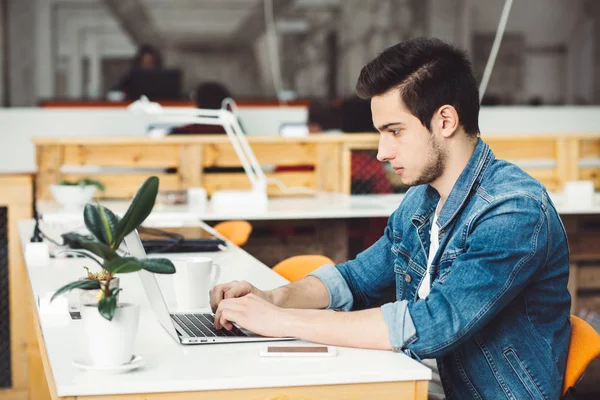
[{"x1": 310, "y1": 139, "x2": 571, "y2": 399}]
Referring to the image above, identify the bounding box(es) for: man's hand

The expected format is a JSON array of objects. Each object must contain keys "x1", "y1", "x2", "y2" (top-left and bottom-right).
[
  {"x1": 213, "y1": 293, "x2": 291, "y2": 337},
  {"x1": 209, "y1": 280, "x2": 273, "y2": 313}
]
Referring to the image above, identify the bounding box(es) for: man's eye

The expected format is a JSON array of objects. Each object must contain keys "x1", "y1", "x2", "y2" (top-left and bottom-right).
[{"x1": 391, "y1": 130, "x2": 401, "y2": 136}]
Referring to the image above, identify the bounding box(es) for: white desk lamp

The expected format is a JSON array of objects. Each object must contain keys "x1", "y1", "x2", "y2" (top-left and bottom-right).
[{"x1": 129, "y1": 96, "x2": 268, "y2": 213}]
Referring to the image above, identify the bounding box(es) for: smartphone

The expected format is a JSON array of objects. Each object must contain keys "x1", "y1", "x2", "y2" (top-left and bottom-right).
[{"x1": 258, "y1": 345, "x2": 337, "y2": 357}]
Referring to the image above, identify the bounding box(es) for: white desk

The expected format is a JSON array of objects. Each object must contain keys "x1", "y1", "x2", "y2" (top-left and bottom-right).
[
  {"x1": 36, "y1": 191, "x2": 600, "y2": 266},
  {"x1": 37, "y1": 192, "x2": 600, "y2": 225},
  {"x1": 19, "y1": 219, "x2": 431, "y2": 399}
]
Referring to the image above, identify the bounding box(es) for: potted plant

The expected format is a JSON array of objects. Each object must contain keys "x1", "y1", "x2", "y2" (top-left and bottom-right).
[
  {"x1": 50, "y1": 176, "x2": 176, "y2": 367},
  {"x1": 50, "y1": 178, "x2": 105, "y2": 209}
]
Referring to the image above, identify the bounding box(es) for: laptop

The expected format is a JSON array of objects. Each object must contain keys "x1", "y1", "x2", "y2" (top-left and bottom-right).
[
  {"x1": 123, "y1": 229, "x2": 296, "y2": 345},
  {"x1": 138, "y1": 226, "x2": 226, "y2": 254},
  {"x1": 127, "y1": 68, "x2": 182, "y2": 101}
]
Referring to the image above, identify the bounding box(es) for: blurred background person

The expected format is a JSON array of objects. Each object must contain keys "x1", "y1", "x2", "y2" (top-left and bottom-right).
[
  {"x1": 115, "y1": 44, "x2": 164, "y2": 100},
  {"x1": 169, "y1": 81, "x2": 233, "y2": 134}
]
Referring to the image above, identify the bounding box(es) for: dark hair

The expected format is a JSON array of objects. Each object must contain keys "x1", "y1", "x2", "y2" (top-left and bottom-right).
[
  {"x1": 132, "y1": 44, "x2": 163, "y2": 69},
  {"x1": 193, "y1": 82, "x2": 231, "y2": 109},
  {"x1": 356, "y1": 37, "x2": 480, "y2": 137}
]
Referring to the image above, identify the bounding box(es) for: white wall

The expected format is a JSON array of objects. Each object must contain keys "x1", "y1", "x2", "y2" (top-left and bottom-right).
[
  {"x1": 478, "y1": 106, "x2": 600, "y2": 134},
  {"x1": 0, "y1": 106, "x2": 308, "y2": 173}
]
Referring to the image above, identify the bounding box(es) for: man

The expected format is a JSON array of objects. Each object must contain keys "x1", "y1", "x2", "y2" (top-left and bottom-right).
[{"x1": 210, "y1": 37, "x2": 571, "y2": 399}]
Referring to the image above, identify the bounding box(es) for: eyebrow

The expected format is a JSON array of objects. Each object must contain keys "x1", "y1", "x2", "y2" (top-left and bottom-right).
[{"x1": 375, "y1": 122, "x2": 405, "y2": 132}]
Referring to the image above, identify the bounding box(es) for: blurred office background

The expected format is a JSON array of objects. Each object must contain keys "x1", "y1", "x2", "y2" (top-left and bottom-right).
[
  {"x1": 0, "y1": 0, "x2": 597, "y2": 107},
  {"x1": 1, "y1": 2, "x2": 600, "y2": 396}
]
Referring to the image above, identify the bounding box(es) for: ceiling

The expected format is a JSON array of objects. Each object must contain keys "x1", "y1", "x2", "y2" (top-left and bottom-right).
[
  {"x1": 143, "y1": 0, "x2": 259, "y2": 40},
  {"x1": 102, "y1": 0, "x2": 340, "y2": 49}
]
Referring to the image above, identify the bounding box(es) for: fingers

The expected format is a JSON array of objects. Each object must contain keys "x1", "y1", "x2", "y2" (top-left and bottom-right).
[
  {"x1": 223, "y1": 281, "x2": 252, "y2": 299},
  {"x1": 219, "y1": 312, "x2": 234, "y2": 331},
  {"x1": 209, "y1": 281, "x2": 239, "y2": 313},
  {"x1": 210, "y1": 281, "x2": 256, "y2": 312},
  {"x1": 213, "y1": 297, "x2": 247, "y2": 330}
]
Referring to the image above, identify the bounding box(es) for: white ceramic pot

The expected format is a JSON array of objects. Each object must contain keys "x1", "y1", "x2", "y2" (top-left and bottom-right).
[
  {"x1": 49, "y1": 184, "x2": 97, "y2": 209},
  {"x1": 81, "y1": 303, "x2": 140, "y2": 367}
]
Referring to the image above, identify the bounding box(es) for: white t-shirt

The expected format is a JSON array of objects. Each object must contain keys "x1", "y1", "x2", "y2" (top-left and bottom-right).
[
  {"x1": 419, "y1": 202, "x2": 446, "y2": 398},
  {"x1": 418, "y1": 203, "x2": 440, "y2": 299}
]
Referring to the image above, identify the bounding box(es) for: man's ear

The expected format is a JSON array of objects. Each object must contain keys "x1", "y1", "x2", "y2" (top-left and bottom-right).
[{"x1": 436, "y1": 105, "x2": 459, "y2": 138}]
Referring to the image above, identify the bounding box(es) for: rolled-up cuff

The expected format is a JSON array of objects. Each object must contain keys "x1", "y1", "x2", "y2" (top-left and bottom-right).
[
  {"x1": 307, "y1": 264, "x2": 354, "y2": 311},
  {"x1": 381, "y1": 301, "x2": 418, "y2": 353}
]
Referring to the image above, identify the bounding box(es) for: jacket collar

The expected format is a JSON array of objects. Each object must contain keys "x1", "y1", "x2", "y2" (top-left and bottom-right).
[{"x1": 411, "y1": 138, "x2": 494, "y2": 230}]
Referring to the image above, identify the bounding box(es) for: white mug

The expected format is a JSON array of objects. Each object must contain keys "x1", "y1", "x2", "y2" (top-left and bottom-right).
[
  {"x1": 564, "y1": 180, "x2": 595, "y2": 209},
  {"x1": 173, "y1": 257, "x2": 220, "y2": 311},
  {"x1": 187, "y1": 187, "x2": 207, "y2": 212}
]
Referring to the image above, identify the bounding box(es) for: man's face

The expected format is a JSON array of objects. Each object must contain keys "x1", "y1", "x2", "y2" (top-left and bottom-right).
[
  {"x1": 140, "y1": 53, "x2": 156, "y2": 69},
  {"x1": 372, "y1": 89, "x2": 447, "y2": 187}
]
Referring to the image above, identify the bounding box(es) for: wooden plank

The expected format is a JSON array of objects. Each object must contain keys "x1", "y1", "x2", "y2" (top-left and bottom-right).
[
  {"x1": 36, "y1": 145, "x2": 64, "y2": 200},
  {"x1": 63, "y1": 145, "x2": 179, "y2": 167},
  {"x1": 341, "y1": 146, "x2": 352, "y2": 194},
  {"x1": 315, "y1": 143, "x2": 341, "y2": 192},
  {"x1": 178, "y1": 144, "x2": 203, "y2": 188},
  {"x1": 556, "y1": 138, "x2": 580, "y2": 190},
  {"x1": 76, "y1": 380, "x2": 418, "y2": 400},
  {"x1": 61, "y1": 173, "x2": 179, "y2": 199},
  {"x1": 203, "y1": 172, "x2": 315, "y2": 196},
  {"x1": 486, "y1": 139, "x2": 556, "y2": 160},
  {"x1": 0, "y1": 176, "x2": 33, "y2": 399},
  {"x1": 203, "y1": 143, "x2": 316, "y2": 167},
  {"x1": 415, "y1": 381, "x2": 429, "y2": 400},
  {"x1": 579, "y1": 168, "x2": 600, "y2": 190},
  {"x1": 0, "y1": 389, "x2": 27, "y2": 399},
  {"x1": 32, "y1": 133, "x2": 383, "y2": 146},
  {"x1": 580, "y1": 138, "x2": 600, "y2": 158}
]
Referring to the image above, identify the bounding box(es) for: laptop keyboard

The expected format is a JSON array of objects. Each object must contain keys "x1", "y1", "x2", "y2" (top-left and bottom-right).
[{"x1": 171, "y1": 313, "x2": 247, "y2": 338}]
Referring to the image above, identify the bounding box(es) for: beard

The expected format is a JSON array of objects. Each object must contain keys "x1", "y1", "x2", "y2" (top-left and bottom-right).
[{"x1": 404, "y1": 135, "x2": 447, "y2": 187}]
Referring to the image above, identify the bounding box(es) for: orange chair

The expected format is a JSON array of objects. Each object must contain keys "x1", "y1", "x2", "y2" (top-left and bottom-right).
[
  {"x1": 562, "y1": 315, "x2": 600, "y2": 397},
  {"x1": 214, "y1": 220, "x2": 253, "y2": 247},
  {"x1": 272, "y1": 255, "x2": 334, "y2": 282}
]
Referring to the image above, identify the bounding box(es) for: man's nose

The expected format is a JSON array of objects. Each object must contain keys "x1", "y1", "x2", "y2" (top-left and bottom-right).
[{"x1": 377, "y1": 134, "x2": 395, "y2": 162}]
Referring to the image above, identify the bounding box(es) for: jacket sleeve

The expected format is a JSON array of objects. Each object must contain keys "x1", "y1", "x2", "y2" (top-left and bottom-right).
[{"x1": 309, "y1": 211, "x2": 399, "y2": 311}]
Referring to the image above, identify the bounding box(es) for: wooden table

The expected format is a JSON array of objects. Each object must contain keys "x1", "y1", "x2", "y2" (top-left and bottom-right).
[
  {"x1": 33, "y1": 133, "x2": 600, "y2": 201},
  {"x1": 33, "y1": 134, "x2": 378, "y2": 200},
  {"x1": 0, "y1": 174, "x2": 33, "y2": 400}
]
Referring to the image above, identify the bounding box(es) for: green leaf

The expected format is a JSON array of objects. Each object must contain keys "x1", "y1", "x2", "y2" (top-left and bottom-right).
[
  {"x1": 51, "y1": 279, "x2": 101, "y2": 302},
  {"x1": 97, "y1": 288, "x2": 121, "y2": 321},
  {"x1": 80, "y1": 178, "x2": 105, "y2": 191},
  {"x1": 83, "y1": 204, "x2": 120, "y2": 246},
  {"x1": 104, "y1": 257, "x2": 143, "y2": 274},
  {"x1": 141, "y1": 258, "x2": 176, "y2": 274},
  {"x1": 61, "y1": 232, "x2": 118, "y2": 261},
  {"x1": 113, "y1": 176, "x2": 159, "y2": 246}
]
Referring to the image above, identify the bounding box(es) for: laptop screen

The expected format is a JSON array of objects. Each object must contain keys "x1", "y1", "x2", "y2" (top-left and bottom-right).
[{"x1": 138, "y1": 226, "x2": 226, "y2": 254}]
